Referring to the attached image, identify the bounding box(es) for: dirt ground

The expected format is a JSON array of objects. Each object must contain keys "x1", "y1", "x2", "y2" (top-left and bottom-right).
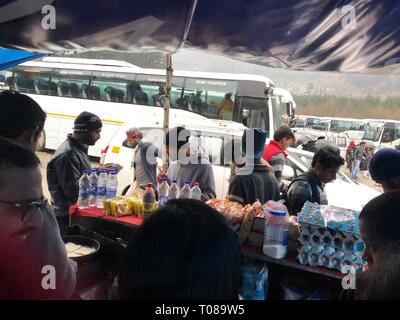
[{"x1": 341, "y1": 165, "x2": 382, "y2": 192}]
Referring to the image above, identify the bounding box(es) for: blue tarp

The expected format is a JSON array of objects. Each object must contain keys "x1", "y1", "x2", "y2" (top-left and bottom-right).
[
  {"x1": 0, "y1": 0, "x2": 399, "y2": 74},
  {"x1": 0, "y1": 48, "x2": 46, "y2": 70}
]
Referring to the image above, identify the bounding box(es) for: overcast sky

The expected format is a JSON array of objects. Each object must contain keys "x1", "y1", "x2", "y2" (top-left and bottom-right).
[{"x1": 172, "y1": 49, "x2": 400, "y2": 97}]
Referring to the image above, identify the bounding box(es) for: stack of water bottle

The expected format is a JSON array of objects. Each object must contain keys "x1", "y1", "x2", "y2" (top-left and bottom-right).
[
  {"x1": 142, "y1": 179, "x2": 202, "y2": 219},
  {"x1": 78, "y1": 167, "x2": 203, "y2": 217},
  {"x1": 77, "y1": 167, "x2": 118, "y2": 209},
  {"x1": 297, "y1": 201, "x2": 366, "y2": 274}
]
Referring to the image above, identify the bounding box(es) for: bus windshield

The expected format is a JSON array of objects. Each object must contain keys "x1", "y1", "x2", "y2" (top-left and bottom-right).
[
  {"x1": 330, "y1": 120, "x2": 364, "y2": 133},
  {"x1": 312, "y1": 120, "x2": 329, "y2": 131},
  {"x1": 363, "y1": 122, "x2": 383, "y2": 142}
]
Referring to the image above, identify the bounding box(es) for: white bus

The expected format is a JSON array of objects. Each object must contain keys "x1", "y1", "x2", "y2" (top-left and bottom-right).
[
  {"x1": 0, "y1": 57, "x2": 295, "y2": 157},
  {"x1": 362, "y1": 119, "x2": 400, "y2": 149}
]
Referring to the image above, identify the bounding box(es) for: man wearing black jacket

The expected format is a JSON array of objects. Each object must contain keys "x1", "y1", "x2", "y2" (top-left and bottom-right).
[
  {"x1": 47, "y1": 111, "x2": 121, "y2": 226},
  {"x1": 228, "y1": 128, "x2": 280, "y2": 205},
  {"x1": 286, "y1": 146, "x2": 344, "y2": 215}
]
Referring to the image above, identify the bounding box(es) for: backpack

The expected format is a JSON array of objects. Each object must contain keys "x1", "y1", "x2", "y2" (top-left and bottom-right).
[{"x1": 281, "y1": 173, "x2": 320, "y2": 205}]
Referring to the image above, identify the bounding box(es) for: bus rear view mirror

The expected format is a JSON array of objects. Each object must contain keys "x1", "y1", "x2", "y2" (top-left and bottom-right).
[{"x1": 286, "y1": 102, "x2": 294, "y2": 118}]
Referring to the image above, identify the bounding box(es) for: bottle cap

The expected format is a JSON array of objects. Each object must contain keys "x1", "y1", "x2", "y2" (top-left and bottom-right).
[
  {"x1": 185, "y1": 181, "x2": 190, "y2": 185},
  {"x1": 102, "y1": 168, "x2": 107, "y2": 172},
  {"x1": 147, "y1": 182, "x2": 153, "y2": 188},
  {"x1": 163, "y1": 177, "x2": 168, "y2": 182},
  {"x1": 194, "y1": 182, "x2": 200, "y2": 187},
  {"x1": 269, "y1": 209, "x2": 287, "y2": 217},
  {"x1": 92, "y1": 168, "x2": 97, "y2": 173},
  {"x1": 173, "y1": 179, "x2": 177, "y2": 183}
]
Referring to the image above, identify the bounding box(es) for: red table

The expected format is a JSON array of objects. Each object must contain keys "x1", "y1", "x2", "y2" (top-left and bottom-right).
[
  {"x1": 70, "y1": 204, "x2": 343, "y2": 281},
  {"x1": 70, "y1": 205, "x2": 143, "y2": 226}
]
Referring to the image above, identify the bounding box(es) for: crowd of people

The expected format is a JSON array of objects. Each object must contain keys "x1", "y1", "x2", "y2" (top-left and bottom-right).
[{"x1": 1, "y1": 89, "x2": 400, "y2": 300}]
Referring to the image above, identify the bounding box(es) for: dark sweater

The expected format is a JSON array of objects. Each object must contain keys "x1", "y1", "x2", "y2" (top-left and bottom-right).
[{"x1": 228, "y1": 159, "x2": 280, "y2": 205}]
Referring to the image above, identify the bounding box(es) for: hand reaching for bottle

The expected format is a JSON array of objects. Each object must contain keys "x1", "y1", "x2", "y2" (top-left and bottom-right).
[{"x1": 99, "y1": 163, "x2": 123, "y2": 174}]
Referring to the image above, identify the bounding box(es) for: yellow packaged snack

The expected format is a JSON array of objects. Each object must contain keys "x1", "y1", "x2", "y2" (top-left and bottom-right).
[
  {"x1": 103, "y1": 200, "x2": 112, "y2": 215},
  {"x1": 110, "y1": 198, "x2": 132, "y2": 217}
]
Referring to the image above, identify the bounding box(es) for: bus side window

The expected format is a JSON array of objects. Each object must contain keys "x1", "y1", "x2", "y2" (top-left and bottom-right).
[
  {"x1": 395, "y1": 124, "x2": 400, "y2": 140},
  {"x1": 171, "y1": 86, "x2": 183, "y2": 109},
  {"x1": 382, "y1": 125, "x2": 395, "y2": 143},
  {"x1": 53, "y1": 71, "x2": 91, "y2": 99},
  {"x1": 135, "y1": 80, "x2": 166, "y2": 107},
  {"x1": 91, "y1": 76, "x2": 129, "y2": 102},
  {"x1": 330, "y1": 120, "x2": 339, "y2": 132},
  {"x1": 207, "y1": 91, "x2": 229, "y2": 120},
  {"x1": 15, "y1": 73, "x2": 35, "y2": 94},
  {"x1": 126, "y1": 80, "x2": 149, "y2": 105}
]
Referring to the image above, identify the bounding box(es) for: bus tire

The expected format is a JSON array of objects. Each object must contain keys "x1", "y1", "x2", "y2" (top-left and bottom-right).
[{"x1": 36, "y1": 130, "x2": 46, "y2": 151}]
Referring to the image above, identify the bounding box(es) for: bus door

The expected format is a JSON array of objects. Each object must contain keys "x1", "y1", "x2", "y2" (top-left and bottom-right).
[
  {"x1": 381, "y1": 122, "x2": 400, "y2": 146},
  {"x1": 234, "y1": 96, "x2": 270, "y2": 133},
  {"x1": 233, "y1": 80, "x2": 271, "y2": 134}
]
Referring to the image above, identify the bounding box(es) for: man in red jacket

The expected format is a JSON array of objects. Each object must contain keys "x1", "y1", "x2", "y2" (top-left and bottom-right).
[{"x1": 262, "y1": 126, "x2": 295, "y2": 185}]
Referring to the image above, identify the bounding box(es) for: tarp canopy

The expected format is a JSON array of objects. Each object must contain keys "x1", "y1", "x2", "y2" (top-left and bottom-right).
[
  {"x1": 0, "y1": 0, "x2": 399, "y2": 74},
  {"x1": 0, "y1": 48, "x2": 46, "y2": 70}
]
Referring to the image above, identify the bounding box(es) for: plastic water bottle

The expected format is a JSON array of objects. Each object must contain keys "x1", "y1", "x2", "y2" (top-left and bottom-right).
[
  {"x1": 77, "y1": 170, "x2": 90, "y2": 209},
  {"x1": 263, "y1": 209, "x2": 289, "y2": 259},
  {"x1": 88, "y1": 168, "x2": 98, "y2": 207},
  {"x1": 158, "y1": 178, "x2": 170, "y2": 208},
  {"x1": 243, "y1": 263, "x2": 269, "y2": 300},
  {"x1": 96, "y1": 168, "x2": 108, "y2": 208},
  {"x1": 190, "y1": 181, "x2": 202, "y2": 200},
  {"x1": 168, "y1": 179, "x2": 180, "y2": 199},
  {"x1": 179, "y1": 181, "x2": 191, "y2": 199},
  {"x1": 106, "y1": 169, "x2": 118, "y2": 199},
  {"x1": 143, "y1": 182, "x2": 157, "y2": 219}
]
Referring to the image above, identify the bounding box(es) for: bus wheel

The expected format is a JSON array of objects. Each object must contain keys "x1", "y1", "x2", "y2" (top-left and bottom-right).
[{"x1": 36, "y1": 130, "x2": 46, "y2": 151}]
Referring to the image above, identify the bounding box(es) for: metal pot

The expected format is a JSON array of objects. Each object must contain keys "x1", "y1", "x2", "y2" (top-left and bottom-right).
[{"x1": 62, "y1": 235, "x2": 100, "y2": 264}]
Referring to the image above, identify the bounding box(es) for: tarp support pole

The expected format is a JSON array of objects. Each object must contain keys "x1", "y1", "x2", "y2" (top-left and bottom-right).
[{"x1": 163, "y1": 53, "x2": 173, "y2": 173}]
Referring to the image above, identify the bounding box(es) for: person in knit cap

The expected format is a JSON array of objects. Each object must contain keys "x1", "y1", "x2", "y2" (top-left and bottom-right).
[
  {"x1": 368, "y1": 148, "x2": 400, "y2": 192},
  {"x1": 228, "y1": 128, "x2": 280, "y2": 205},
  {"x1": 47, "y1": 111, "x2": 122, "y2": 226}
]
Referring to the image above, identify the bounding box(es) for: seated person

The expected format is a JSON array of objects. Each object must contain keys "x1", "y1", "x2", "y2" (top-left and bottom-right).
[
  {"x1": 188, "y1": 91, "x2": 203, "y2": 113},
  {"x1": 159, "y1": 126, "x2": 216, "y2": 201},
  {"x1": 286, "y1": 146, "x2": 344, "y2": 215},
  {"x1": 0, "y1": 138, "x2": 76, "y2": 299},
  {"x1": 117, "y1": 199, "x2": 242, "y2": 300},
  {"x1": 368, "y1": 148, "x2": 400, "y2": 192},
  {"x1": 355, "y1": 191, "x2": 400, "y2": 299},
  {"x1": 218, "y1": 93, "x2": 234, "y2": 120},
  {"x1": 127, "y1": 82, "x2": 149, "y2": 105},
  {"x1": 152, "y1": 85, "x2": 165, "y2": 107}
]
